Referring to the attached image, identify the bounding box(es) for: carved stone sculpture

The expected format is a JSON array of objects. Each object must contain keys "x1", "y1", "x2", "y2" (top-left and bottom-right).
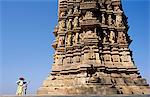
[
  {"x1": 67, "y1": 34, "x2": 72, "y2": 46},
  {"x1": 109, "y1": 31, "x2": 115, "y2": 44},
  {"x1": 60, "y1": 11, "x2": 66, "y2": 17},
  {"x1": 75, "y1": 32, "x2": 79, "y2": 43},
  {"x1": 58, "y1": 36, "x2": 64, "y2": 47},
  {"x1": 118, "y1": 31, "x2": 127, "y2": 44},
  {"x1": 103, "y1": 30, "x2": 108, "y2": 43},
  {"x1": 68, "y1": 8, "x2": 73, "y2": 15},
  {"x1": 85, "y1": 30, "x2": 96, "y2": 37},
  {"x1": 102, "y1": 14, "x2": 105, "y2": 24},
  {"x1": 67, "y1": 19, "x2": 72, "y2": 30},
  {"x1": 107, "y1": 3, "x2": 112, "y2": 10},
  {"x1": 59, "y1": 20, "x2": 65, "y2": 31},
  {"x1": 104, "y1": 54, "x2": 111, "y2": 62},
  {"x1": 74, "y1": 6, "x2": 78, "y2": 13},
  {"x1": 116, "y1": 14, "x2": 123, "y2": 27},
  {"x1": 84, "y1": 11, "x2": 93, "y2": 19},
  {"x1": 73, "y1": 17, "x2": 79, "y2": 28},
  {"x1": 108, "y1": 14, "x2": 112, "y2": 26}
]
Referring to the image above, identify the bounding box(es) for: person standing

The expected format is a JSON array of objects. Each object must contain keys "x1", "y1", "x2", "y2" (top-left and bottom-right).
[{"x1": 16, "y1": 77, "x2": 25, "y2": 96}]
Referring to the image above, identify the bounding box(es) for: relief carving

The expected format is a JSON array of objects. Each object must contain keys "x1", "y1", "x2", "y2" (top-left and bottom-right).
[
  {"x1": 85, "y1": 30, "x2": 96, "y2": 38},
  {"x1": 74, "y1": 6, "x2": 79, "y2": 13},
  {"x1": 112, "y1": 55, "x2": 120, "y2": 62},
  {"x1": 73, "y1": 17, "x2": 79, "y2": 28},
  {"x1": 60, "y1": 11, "x2": 66, "y2": 17},
  {"x1": 102, "y1": 14, "x2": 105, "y2": 24},
  {"x1": 107, "y1": 3, "x2": 112, "y2": 10},
  {"x1": 67, "y1": 19, "x2": 72, "y2": 30},
  {"x1": 108, "y1": 14, "x2": 112, "y2": 26},
  {"x1": 118, "y1": 32, "x2": 127, "y2": 44},
  {"x1": 116, "y1": 14, "x2": 123, "y2": 27},
  {"x1": 121, "y1": 51, "x2": 131, "y2": 62},
  {"x1": 68, "y1": 8, "x2": 73, "y2": 15},
  {"x1": 67, "y1": 34, "x2": 72, "y2": 46},
  {"x1": 89, "y1": 49, "x2": 96, "y2": 60},
  {"x1": 75, "y1": 32, "x2": 79, "y2": 43},
  {"x1": 59, "y1": 20, "x2": 65, "y2": 31},
  {"x1": 103, "y1": 30, "x2": 108, "y2": 43},
  {"x1": 84, "y1": 11, "x2": 93, "y2": 19},
  {"x1": 58, "y1": 37, "x2": 64, "y2": 47},
  {"x1": 104, "y1": 54, "x2": 111, "y2": 62},
  {"x1": 109, "y1": 31, "x2": 115, "y2": 44}
]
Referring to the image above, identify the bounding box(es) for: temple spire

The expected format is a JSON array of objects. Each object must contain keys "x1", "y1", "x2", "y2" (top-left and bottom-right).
[{"x1": 37, "y1": 0, "x2": 150, "y2": 95}]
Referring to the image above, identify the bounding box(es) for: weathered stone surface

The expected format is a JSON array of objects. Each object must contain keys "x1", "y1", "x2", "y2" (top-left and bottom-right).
[
  {"x1": 37, "y1": 0, "x2": 150, "y2": 95},
  {"x1": 1, "y1": 95, "x2": 150, "y2": 97}
]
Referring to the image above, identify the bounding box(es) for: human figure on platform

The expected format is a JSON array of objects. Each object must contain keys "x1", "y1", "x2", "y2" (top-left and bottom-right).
[{"x1": 16, "y1": 77, "x2": 25, "y2": 96}]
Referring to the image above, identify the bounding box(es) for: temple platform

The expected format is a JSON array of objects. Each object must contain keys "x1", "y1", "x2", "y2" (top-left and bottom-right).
[{"x1": 1, "y1": 95, "x2": 150, "y2": 97}]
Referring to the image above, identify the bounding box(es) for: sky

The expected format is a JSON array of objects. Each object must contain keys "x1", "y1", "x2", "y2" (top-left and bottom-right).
[{"x1": 0, "y1": 0, "x2": 150, "y2": 95}]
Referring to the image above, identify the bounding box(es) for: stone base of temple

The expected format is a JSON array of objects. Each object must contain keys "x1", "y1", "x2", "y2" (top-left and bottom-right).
[
  {"x1": 1, "y1": 95, "x2": 150, "y2": 97},
  {"x1": 37, "y1": 73, "x2": 150, "y2": 95},
  {"x1": 37, "y1": 86, "x2": 150, "y2": 96}
]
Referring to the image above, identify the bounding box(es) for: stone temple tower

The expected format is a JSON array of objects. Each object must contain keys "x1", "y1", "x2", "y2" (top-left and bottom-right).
[{"x1": 37, "y1": 0, "x2": 150, "y2": 95}]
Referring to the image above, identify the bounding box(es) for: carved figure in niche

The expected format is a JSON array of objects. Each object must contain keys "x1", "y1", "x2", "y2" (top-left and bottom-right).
[
  {"x1": 114, "y1": 5, "x2": 121, "y2": 12},
  {"x1": 116, "y1": 14, "x2": 123, "y2": 27},
  {"x1": 72, "y1": 34, "x2": 76, "y2": 44},
  {"x1": 112, "y1": 55, "x2": 119, "y2": 62},
  {"x1": 60, "y1": 11, "x2": 66, "y2": 17},
  {"x1": 124, "y1": 56, "x2": 131, "y2": 62},
  {"x1": 67, "y1": 19, "x2": 72, "y2": 30},
  {"x1": 109, "y1": 31, "x2": 115, "y2": 44},
  {"x1": 73, "y1": 17, "x2": 79, "y2": 28},
  {"x1": 79, "y1": 33, "x2": 84, "y2": 42},
  {"x1": 102, "y1": 14, "x2": 105, "y2": 24},
  {"x1": 58, "y1": 37, "x2": 64, "y2": 47},
  {"x1": 121, "y1": 51, "x2": 131, "y2": 62},
  {"x1": 103, "y1": 30, "x2": 108, "y2": 43},
  {"x1": 59, "y1": 20, "x2": 65, "y2": 31},
  {"x1": 85, "y1": 30, "x2": 96, "y2": 37},
  {"x1": 108, "y1": 15, "x2": 112, "y2": 26},
  {"x1": 84, "y1": 11, "x2": 93, "y2": 19},
  {"x1": 88, "y1": 47, "x2": 96, "y2": 60},
  {"x1": 74, "y1": 6, "x2": 78, "y2": 13},
  {"x1": 67, "y1": 34, "x2": 72, "y2": 46},
  {"x1": 75, "y1": 32, "x2": 79, "y2": 43},
  {"x1": 118, "y1": 32, "x2": 127, "y2": 44},
  {"x1": 104, "y1": 54, "x2": 111, "y2": 62},
  {"x1": 68, "y1": 8, "x2": 73, "y2": 15},
  {"x1": 99, "y1": 2, "x2": 105, "y2": 8},
  {"x1": 107, "y1": 3, "x2": 112, "y2": 10},
  {"x1": 86, "y1": 30, "x2": 92, "y2": 35}
]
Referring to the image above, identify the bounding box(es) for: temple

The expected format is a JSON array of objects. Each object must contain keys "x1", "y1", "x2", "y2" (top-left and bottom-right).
[{"x1": 37, "y1": 0, "x2": 150, "y2": 95}]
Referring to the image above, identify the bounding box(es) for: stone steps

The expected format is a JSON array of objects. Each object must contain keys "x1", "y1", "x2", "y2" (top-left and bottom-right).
[{"x1": 1, "y1": 95, "x2": 150, "y2": 97}]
